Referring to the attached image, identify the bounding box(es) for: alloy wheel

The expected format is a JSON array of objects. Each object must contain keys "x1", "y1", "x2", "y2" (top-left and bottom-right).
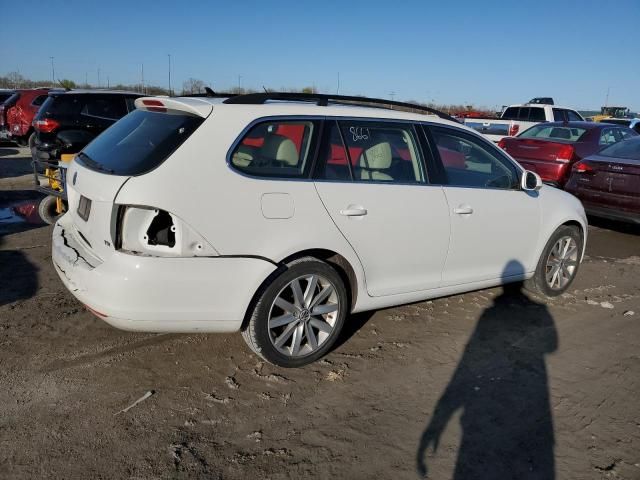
[{"x1": 545, "y1": 236, "x2": 579, "y2": 290}]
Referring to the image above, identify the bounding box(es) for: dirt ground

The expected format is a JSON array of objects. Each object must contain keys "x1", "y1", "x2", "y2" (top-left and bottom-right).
[{"x1": 1, "y1": 146, "x2": 639, "y2": 479}]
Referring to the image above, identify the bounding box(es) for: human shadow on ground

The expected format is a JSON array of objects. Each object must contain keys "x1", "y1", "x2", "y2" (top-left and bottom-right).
[{"x1": 417, "y1": 260, "x2": 557, "y2": 479}]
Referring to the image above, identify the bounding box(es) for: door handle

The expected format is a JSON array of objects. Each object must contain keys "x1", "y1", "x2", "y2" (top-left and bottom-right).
[
  {"x1": 453, "y1": 205, "x2": 474, "y2": 215},
  {"x1": 340, "y1": 206, "x2": 368, "y2": 217}
]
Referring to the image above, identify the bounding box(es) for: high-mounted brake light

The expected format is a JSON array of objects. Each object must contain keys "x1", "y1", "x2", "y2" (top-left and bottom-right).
[
  {"x1": 574, "y1": 161, "x2": 594, "y2": 174},
  {"x1": 555, "y1": 145, "x2": 574, "y2": 162},
  {"x1": 498, "y1": 138, "x2": 507, "y2": 150},
  {"x1": 508, "y1": 124, "x2": 520, "y2": 137},
  {"x1": 142, "y1": 99, "x2": 167, "y2": 113},
  {"x1": 33, "y1": 118, "x2": 60, "y2": 133}
]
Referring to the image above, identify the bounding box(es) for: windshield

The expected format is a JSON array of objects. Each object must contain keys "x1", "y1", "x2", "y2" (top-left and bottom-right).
[
  {"x1": 78, "y1": 109, "x2": 203, "y2": 175},
  {"x1": 598, "y1": 137, "x2": 640, "y2": 160},
  {"x1": 518, "y1": 124, "x2": 587, "y2": 142}
]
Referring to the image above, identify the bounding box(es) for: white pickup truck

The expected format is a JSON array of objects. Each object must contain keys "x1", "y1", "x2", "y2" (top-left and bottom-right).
[{"x1": 464, "y1": 103, "x2": 585, "y2": 142}]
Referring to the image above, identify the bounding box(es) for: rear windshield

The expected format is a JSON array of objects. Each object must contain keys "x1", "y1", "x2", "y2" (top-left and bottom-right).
[
  {"x1": 39, "y1": 95, "x2": 84, "y2": 116},
  {"x1": 0, "y1": 92, "x2": 14, "y2": 104},
  {"x1": 518, "y1": 124, "x2": 587, "y2": 142},
  {"x1": 599, "y1": 137, "x2": 640, "y2": 160},
  {"x1": 78, "y1": 109, "x2": 203, "y2": 175}
]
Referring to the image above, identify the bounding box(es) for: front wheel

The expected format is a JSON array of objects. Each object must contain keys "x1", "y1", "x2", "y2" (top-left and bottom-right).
[
  {"x1": 242, "y1": 257, "x2": 347, "y2": 367},
  {"x1": 525, "y1": 225, "x2": 583, "y2": 297}
]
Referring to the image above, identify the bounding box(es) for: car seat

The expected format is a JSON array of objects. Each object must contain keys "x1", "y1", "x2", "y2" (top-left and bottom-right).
[{"x1": 358, "y1": 142, "x2": 393, "y2": 181}]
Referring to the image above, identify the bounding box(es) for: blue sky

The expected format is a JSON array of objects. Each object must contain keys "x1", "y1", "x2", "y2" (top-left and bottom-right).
[{"x1": 1, "y1": 0, "x2": 638, "y2": 111}]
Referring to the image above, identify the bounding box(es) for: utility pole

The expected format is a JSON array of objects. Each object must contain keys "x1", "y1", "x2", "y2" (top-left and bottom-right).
[
  {"x1": 336, "y1": 72, "x2": 340, "y2": 94},
  {"x1": 238, "y1": 74, "x2": 242, "y2": 93},
  {"x1": 167, "y1": 54, "x2": 172, "y2": 96},
  {"x1": 50, "y1": 57, "x2": 55, "y2": 84},
  {"x1": 85, "y1": 72, "x2": 88, "y2": 87},
  {"x1": 604, "y1": 86, "x2": 610, "y2": 107},
  {"x1": 97, "y1": 68, "x2": 101, "y2": 88},
  {"x1": 141, "y1": 63, "x2": 145, "y2": 94},
  {"x1": 107, "y1": 75, "x2": 110, "y2": 88}
]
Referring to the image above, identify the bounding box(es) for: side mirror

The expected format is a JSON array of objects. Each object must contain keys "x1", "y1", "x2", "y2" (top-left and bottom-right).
[{"x1": 521, "y1": 170, "x2": 542, "y2": 191}]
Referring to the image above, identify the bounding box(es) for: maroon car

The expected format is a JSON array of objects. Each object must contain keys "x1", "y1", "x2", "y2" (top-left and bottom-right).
[
  {"x1": 565, "y1": 137, "x2": 640, "y2": 224},
  {"x1": 498, "y1": 121, "x2": 638, "y2": 187}
]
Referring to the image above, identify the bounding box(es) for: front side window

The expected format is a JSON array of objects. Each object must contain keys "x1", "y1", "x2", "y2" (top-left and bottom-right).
[
  {"x1": 334, "y1": 121, "x2": 425, "y2": 183},
  {"x1": 430, "y1": 127, "x2": 519, "y2": 189},
  {"x1": 501, "y1": 107, "x2": 519, "y2": 120},
  {"x1": 230, "y1": 120, "x2": 315, "y2": 178}
]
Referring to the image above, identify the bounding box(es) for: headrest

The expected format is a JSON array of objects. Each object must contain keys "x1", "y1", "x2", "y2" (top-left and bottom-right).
[
  {"x1": 262, "y1": 134, "x2": 299, "y2": 166},
  {"x1": 359, "y1": 142, "x2": 392, "y2": 169}
]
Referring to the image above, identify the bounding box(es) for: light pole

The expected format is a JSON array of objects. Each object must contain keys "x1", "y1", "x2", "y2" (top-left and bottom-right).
[
  {"x1": 50, "y1": 57, "x2": 55, "y2": 84},
  {"x1": 97, "y1": 68, "x2": 101, "y2": 88},
  {"x1": 168, "y1": 54, "x2": 172, "y2": 96},
  {"x1": 238, "y1": 74, "x2": 242, "y2": 93}
]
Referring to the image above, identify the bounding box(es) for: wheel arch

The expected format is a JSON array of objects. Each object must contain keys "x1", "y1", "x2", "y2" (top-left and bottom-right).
[{"x1": 240, "y1": 248, "x2": 360, "y2": 331}]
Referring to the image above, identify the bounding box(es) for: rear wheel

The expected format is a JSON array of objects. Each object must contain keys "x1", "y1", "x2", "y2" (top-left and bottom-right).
[
  {"x1": 525, "y1": 225, "x2": 582, "y2": 297},
  {"x1": 242, "y1": 257, "x2": 347, "y2": 367}
]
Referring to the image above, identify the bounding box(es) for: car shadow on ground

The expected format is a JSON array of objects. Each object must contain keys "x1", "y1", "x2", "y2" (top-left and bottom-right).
[
  {"x1": 588, "y1": 216, "x2": 640, "y2": 236},
  {"x1": 416, "y1": 261, "x2": 557, "y2": 479},
  {"x1": 0, "y1": 235, "x2": 39, "y2": 307}
]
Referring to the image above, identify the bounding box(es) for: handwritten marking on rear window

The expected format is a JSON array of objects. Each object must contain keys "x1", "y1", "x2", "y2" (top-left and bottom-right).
[{"x1": 350, "y1": 127, "x2": 370, "y2": 142}]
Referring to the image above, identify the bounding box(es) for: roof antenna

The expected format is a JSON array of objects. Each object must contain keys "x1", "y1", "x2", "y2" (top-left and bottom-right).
[
  {"x1": 204, "y1": 86, "x2": 216, "y2": 97},
  {"x1": 263, "y1": 86, "x2": 269, "y2": 93}
]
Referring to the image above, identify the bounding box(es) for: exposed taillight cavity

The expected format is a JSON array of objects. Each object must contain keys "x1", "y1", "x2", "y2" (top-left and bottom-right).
[
  {"x1": 142, "y1": 99, "x2": 167, "y2": 113},
  {"x1": 498, "y1": 138, "x2": 507, "y2": 150},
  {"x1": 116, "y1": 206, "x2": 218, "y2": 257},
  {"x1": 508, "y1": 124, "x2": 520, "y2": 136},
  {"x1": 555, "y1": 145, "x2": 575, "y2": 162},
  {"x1": 574, "y1": 161, "x2": 595, "y2": 174},
  {"x1": 33, "y1": 118, "x2": 60, "y2": 133}
]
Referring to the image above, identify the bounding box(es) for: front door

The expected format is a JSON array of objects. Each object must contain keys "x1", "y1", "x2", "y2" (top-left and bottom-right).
[
  {"x1": 314, "y1": 120, "x2": 450, "y2": 297},
  {"x1": 426, "y1": 125, "x2": 541, "y2": 285}
]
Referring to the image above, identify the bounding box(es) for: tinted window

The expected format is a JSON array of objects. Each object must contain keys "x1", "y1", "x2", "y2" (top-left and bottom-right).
[
  {"x1": 552, "y1": 109, "x2": 566, "y2": 122},
  {"x1": 599, "y1": 137, "x2": 640, "y2": 160},
  {"x1": 431, "y1": 127, "x2": 519, "y2": 189},
  {"x1": 599, "y1": 128, "x2": 625, "y2": 146},
  {"x1": 567, "y1": 110, "x2": 582, "y2": 121},
  {"x1": 316, "y1": 121, "x2": 352, "y2": 181},
  {"x1": 81, "y1": 96, "x2": 127, "y2": 120},
  {"x1": 338, "y1": 121, "x2": 425, "y2": 183},
  {"x1": 230, "y1": 120, "x2": 315, "y2": 178},
  {"x1": 31, "y1": 95, "x2": 48, "y2": 106},
  {"x1": 0, "y1": 92, "x2": 15, "y2": 103},
  {"x1": 501, "y1": 107, "x2": 519, "y2": 120},
  {"x1": 41, "y1": 95, "x2": 84, "y2": 116},
  {"x1": 529, "y1": 107, "x2": 546, "y2": 122},
  {"x1": 519, "y1": 124, "x2": 586, "y2": 141},
  {"x1": 517, "y1": 107, "x2": 530, "y2": 121},
  {"x1": 79, "y1": 109, "x2": 203, "y2": 175},
  {"x1": 620, "y1": 128, "x2": 638, "y2": 140}
]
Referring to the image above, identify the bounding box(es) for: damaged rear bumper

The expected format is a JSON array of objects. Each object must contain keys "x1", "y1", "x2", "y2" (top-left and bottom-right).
[{"x1": 52, "y1": 214, "x2": 277, "y2": 333}]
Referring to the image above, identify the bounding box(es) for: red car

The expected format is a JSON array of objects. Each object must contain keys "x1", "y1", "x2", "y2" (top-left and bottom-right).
[
  {"x1": 565, "y1": 137, "x2": 640, "y2": 224},
  {"x1": 498, "y1": 121, "x2": 638, "y2": 187},
  {"x1": 0, "y1": 88, "x2": 52, "y2": 147}
]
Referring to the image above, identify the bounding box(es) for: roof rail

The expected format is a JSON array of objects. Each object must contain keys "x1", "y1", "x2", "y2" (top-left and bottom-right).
[{"x1": 223, "y1": 92, "x2": 459, "y2": 123}]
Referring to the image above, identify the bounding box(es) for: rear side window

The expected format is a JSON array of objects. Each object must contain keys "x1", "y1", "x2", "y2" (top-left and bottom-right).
[
  {"x1": 78, "y1": 109, "x2": 203, "y2": 175},
  {"x1": 81, "y1": 96, "x2": 127, "y2": 120},
  {"x1": 32, "y1": 95, "x2": 48, "y2": 106},
  {"x1": 567, "y1": 110, "x2": 582, "y2": 121},
  {"x1": 230, "y1": 120, "x2": 315, "y2": 178},
  {"x1": 552, "y1": 109, "x2": 566, "y2": 122},
  {"x1": 336, "y1": 121, "x2": 425, "y2": 183}
]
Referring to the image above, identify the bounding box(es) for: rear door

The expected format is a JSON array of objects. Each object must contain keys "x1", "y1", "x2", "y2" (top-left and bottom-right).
[
  {"x1": 313, "y1": 119, "x2": 450, "y2": 297},
  {"x1": 426, "y1": 125, "x2": 541, "y2": 284}
]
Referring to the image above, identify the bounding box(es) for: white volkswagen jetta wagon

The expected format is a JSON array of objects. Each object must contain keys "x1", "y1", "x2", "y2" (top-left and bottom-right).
[{"x1": 52, "y1": 92, "x2": 587, "y2": 367}]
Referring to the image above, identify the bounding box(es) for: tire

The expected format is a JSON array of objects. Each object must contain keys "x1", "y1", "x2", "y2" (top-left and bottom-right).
[
  {"x1": 241, "y1": 256, "x2": 348, "y2": 368},
  {"x1": 525, "y1": 225, "x2": 583, "y2": 297},
  {"x1": 38, "y1": 195, "x2": 64, "y2": 225}
]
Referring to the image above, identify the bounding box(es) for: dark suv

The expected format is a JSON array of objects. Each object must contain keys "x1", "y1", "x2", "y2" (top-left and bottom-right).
[{"x1": 33, "y1": 90, "x2": 143, "y2": 161}]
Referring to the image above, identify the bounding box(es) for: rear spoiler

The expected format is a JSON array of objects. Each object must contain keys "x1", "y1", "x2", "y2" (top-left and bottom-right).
[{"x1": 134, "y1": 97, "x2": 214, "y2": 118}]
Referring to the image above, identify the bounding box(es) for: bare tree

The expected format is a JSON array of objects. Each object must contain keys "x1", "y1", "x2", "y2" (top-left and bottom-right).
[{"x1": 182, "y1": 78, "x2": 206, "y2": 95}]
